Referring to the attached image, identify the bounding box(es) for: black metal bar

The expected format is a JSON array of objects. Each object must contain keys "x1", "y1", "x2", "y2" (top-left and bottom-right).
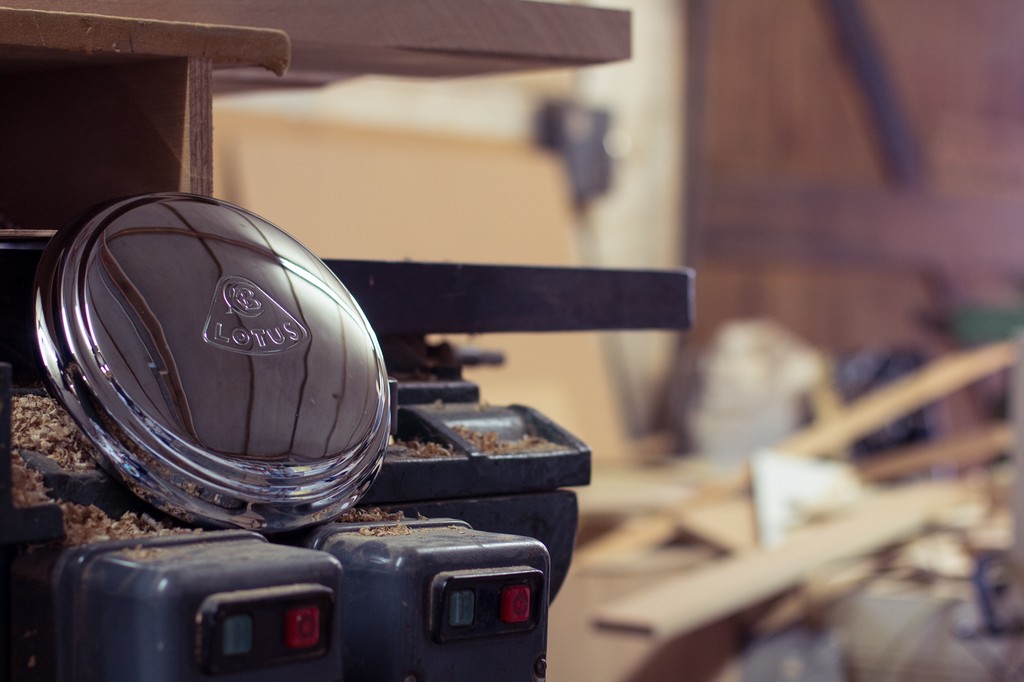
[
  {"x1": 820, "y1": 0, "x2": 921, "y2": 186},
  {"x1": 2, "y1": 249, "x2": 693, "y2": 356},
  {"x1": 328, "y1": 259, "x2": 694, "y2": 336}
]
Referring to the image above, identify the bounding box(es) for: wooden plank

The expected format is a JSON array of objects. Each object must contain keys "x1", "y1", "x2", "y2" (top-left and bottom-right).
[
  {"x1": 593, "y1": 481, "x2": 970, "y2": 639},
  {"x1": 856, "y1": 422, "x2": 1011, "y2": 482},
  {"x1": 576, "y1": 342, "x2": 1013, "y2": 568},
  {"x1": 776, "y1": 341, "x2": 1016, "y2": 457},
  {"x1": 577, "y1": 464, "x2": 700, "y2": 517},
  {"x1": 1, "y1": 0, "x2": 630, "y2": 80},
  {"x1": 573, "y1": 480, "x2": 744, "y2": 571},
  {"x1": 0, "y1": 7, "x2": 289, "y2": 74},
  {"x1": 674, "y1": 496, "x2": 757, "y2": 551},
  {"x1": 185, "y1": 57, "x2": 214, "y2": 195}
]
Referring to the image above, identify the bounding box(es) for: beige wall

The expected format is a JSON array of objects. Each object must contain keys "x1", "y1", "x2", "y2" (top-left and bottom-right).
[
  {"x1": 211, "y1": 0, "x2": 688, "y2": 454},
  {"x1": 212, "y1": 107, "x2": 634, "y2": 459}
]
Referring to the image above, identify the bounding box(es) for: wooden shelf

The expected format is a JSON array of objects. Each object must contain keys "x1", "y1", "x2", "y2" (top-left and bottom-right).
[
  {"x1": 0, "y1": 7, "x2": 289, "y2": 74},
  {"x1": 0, "y1": 1, "x2": 629, "y2": 226},
  {"x1": 0, "y1": 8, "x2": 290, "y2": 228},
  {"x1": 1, "y1": 0, "x2": 630, "y2": 84}
]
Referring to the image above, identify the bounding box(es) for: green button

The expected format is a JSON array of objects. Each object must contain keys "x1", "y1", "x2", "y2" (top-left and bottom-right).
[
  {"x1": 448, "y1": 589, "x2": 475, "y2": 627},
  {"x1": 222, "y1": 613, "x2": 254, "y2": 656}
]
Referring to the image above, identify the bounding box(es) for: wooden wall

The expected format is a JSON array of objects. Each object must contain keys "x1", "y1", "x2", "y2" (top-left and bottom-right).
[
  {"x1": 693, "y1": 262, "x2": 938, "y2": 353},
  {"x1": 688, "y1": 0, "x2": 1024, "y2": 348}
]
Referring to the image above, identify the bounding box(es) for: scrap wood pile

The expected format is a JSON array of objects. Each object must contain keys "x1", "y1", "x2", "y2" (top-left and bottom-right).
[{"x1": 576, "y1": 340, "x2": 1018, "y2": 642}]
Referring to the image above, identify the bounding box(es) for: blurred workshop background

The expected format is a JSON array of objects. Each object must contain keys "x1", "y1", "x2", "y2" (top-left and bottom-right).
[{"x1": 211, "y1": 1, "x2": 1024, "y2": 680}]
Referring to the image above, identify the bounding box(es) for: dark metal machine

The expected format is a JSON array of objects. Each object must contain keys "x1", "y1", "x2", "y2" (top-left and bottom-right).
[{"x1": 0, "y1": 194, "x2": 692, "y2": 681}]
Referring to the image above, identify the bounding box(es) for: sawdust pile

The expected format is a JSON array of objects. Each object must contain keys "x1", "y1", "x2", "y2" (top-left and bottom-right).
[
  {"x1": 396, "y1": 439, "x2": 455, "y2": 458},
  {"x1": 59, "y1": 503, "x2": 196, "y2": 546},
  {"x1": 337, "y1": 506, "x2": 409, "y2": 536},
  {"x1": 9, "y1": 441, "x2": 195, "y2": 545},
  {"x1": 336, "y1": 507, "x2": 405, "y2": 523},
  {"x1": 11, "y1": 394, "x2": 98, "y2": 470},
  {"x1": 452, "y1": 426, "x2": 560, "y2": 454},
  {"x1": 6, "y1": 396, "x2": 202, "y2": 546},
  {"x1": 10, "y1": 450, "x2": 50, "y2": 508}
]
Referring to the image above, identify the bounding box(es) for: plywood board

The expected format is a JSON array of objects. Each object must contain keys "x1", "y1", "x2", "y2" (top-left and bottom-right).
[{"x1": 212, "y1": 109, "x2": 635, "y2": 460}]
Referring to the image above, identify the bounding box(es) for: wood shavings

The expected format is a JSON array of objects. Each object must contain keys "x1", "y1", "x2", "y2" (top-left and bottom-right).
[
  {"x1": 11, "y1": 394, "x2": 98, "y2": 471},
  {"x1": 396, "y1": 439, "x2": 455, "y2": 458},
  {"x1": 452, "y1": 425, "x2": 560, "y2": 454},
  {"x1": 116, "y1": 545, "x2": 169, "y2": 561},
  {"x1": 336, "y1": 507, "x2": 405, "y2": 523},
  {"x1": 9, "y1": 450, "x2": 50, "y2": 508},
  {"x1": 336, "y1": 507, "x2": 409, "y2": 536},
  {"x1": 356, "y1": 522, "x2": 411, "y2": 532},
  {"x1": 58, "y1": 503, "x2": 196, "y2": 546}
]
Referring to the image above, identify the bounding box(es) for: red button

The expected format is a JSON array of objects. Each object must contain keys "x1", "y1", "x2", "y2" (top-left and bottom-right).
[
  {"x1": 284, "y1": 605, "x2": 321, "y2": 649},
  {"x1": 500, "y1": 585, "x2": 531, "y2": 624}
]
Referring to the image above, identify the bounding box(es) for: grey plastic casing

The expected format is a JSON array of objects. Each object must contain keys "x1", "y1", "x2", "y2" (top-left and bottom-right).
[
  {"x1": 10, "y1": 532, "x2": 344, "y2": 682},
  {"x1": 305, "y1": 519, "x2": 550, "y2": 682}
]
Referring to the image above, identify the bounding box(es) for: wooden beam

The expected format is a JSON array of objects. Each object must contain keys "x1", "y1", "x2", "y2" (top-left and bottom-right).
[
  {"x1": 682, "y1": 0, "x2": 711, "y2": 261},
  {"x1": 0, "y1": 0, "x2": 630, "y2": 80},
  {"x1": 0, "y1": 7, "x2": 289, "y2": 73},
  {"x1": 857, "y1": 422, "x2": 1011, "y2": 483},
  {"x1": 574, "y1": 479, "x2": 744, "y2": 571},
  {"x1": 776, "y1": 341, "x2": 1015, "y2": 456},
  {"x1": 672, "y1": 496, "x2": 757, "y2": 552},
  {"x1": 698, "y1": 180, "x2": 1024, "y2": 275},
  {"x1": 185, "y1": 57, "x2": 214, "y2": 195},
  {"x1": 593, "y1": 480, "x2": 970, "y2": 639},
  {"x1": 819, "y1": 0, "x2": 920, "y2": 185}
]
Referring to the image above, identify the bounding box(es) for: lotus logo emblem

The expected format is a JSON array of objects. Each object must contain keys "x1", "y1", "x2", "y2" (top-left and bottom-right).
[{"x1": 203, "y1": 276, "x2": 309, "y2": 355}]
